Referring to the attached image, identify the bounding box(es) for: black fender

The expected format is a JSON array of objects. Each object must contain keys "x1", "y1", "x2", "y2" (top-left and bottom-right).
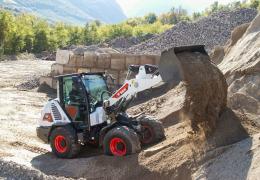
[
  {"x1": 99, "y1": 122, "x2": 120, "y2": 147},
  {"x1": 47, "y1": 123, "x2": 75, "y2": 143},
  {"x1": 98, "y1": 118, "x2": 140, "y2": 147}
]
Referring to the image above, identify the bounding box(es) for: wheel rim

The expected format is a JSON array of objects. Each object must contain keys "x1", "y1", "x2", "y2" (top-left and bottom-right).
[
  {"x1": 141, "y1": 125, "x2": 153, "y2": 144},
  {"x1": 109, "y1": 137, "x2": 126, "y2": 156},
  {"x1": 54, "y1": 135, "x2": 67, "y2": 153}
]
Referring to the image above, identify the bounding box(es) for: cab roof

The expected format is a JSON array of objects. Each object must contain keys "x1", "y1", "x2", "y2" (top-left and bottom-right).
[{"x1": 54, "y1": 72, "x2": 105, "y2": 79}]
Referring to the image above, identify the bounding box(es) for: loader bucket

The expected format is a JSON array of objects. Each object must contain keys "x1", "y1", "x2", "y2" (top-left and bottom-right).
[{"x1": 159, "y1": 45, "x2": 208, "y2": 84}]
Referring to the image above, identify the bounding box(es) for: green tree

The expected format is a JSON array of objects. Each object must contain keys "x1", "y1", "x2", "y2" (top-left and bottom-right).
[
  {"x1": 144, "y1": 13, "x2": 157, "y2": 24},
  {"x1": 249, "y1": 0, "x2": 260, "y2": 9},
  {"x1": 83, "y1": 22, "x2": 99, "y2": 45},
  {"x1": 210, "y1": 1, "x2": 219, "y2": 13},
  {"x1": 68, "y1": 27, "x2": 83, "y2": 46},
  {"x1": 24, "y1": 35, "x2": 34, "y2": 52},
  {"x1": 107, "y1": 24, "x2": 132, "y2": 40},
  {"x1": 34, "y1": 30, "x2": 48, "y2": 53},
  {"x1": 54, "y1": 23, "x2": 69, "y2": 48},
  {"x1": 93, "y1": 20, "x2": 102, "y2": 27},
  {"x1": 0, "y1": 11, "x2": 15, "y2": 55},
  {"x1": 230, "y1": 1, "x2": 242, "y2": 9},
  {"x1": 159, "y1": 13, "x2": 170, "y2": 25},
  {"x1": 192, "y1": 12, "x2": 202, "y2": 21}
]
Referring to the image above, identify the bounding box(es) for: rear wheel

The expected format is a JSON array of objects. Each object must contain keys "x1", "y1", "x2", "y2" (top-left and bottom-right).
[
  {"x1": 50, "y1": 126, "x2": 81, "y2": 158},
  {"x1": 138, "y1": 115, "x2": 165, "y2": 146},
  {"x1": 103, "y1": 126, "x2": 141, "y2": 156}
]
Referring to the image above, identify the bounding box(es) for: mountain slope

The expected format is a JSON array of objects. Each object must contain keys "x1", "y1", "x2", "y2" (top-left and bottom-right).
[{"x1": 0, "y1": 0, "x2": 127, "y2": 24}]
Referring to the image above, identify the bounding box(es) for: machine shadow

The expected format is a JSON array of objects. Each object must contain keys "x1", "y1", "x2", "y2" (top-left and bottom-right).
[
  {"x1": 37, "y1": 83, "x2": 57, "y2": 99},
  {"x1": 31, "y1": 148, "x2": 172, "y2": 180},
  {"x1": 199, "y1": 108, "x2": 254, "y2": 179}
]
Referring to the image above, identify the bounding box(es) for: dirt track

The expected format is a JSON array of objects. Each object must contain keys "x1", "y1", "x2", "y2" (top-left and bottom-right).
[{"x1": 0, "y1": 60, "x2": 53, "y2": 164}]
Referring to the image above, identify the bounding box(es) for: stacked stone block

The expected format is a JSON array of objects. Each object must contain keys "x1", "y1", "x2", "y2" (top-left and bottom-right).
[{"x1": 41, "y1": 49, "x2": 160, "y2": 89}]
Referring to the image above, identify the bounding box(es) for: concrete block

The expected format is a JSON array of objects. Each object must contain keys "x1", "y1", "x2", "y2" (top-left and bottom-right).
[
  {"x1": 83, "y1": 52, "x2": 98, "y2": 68},
  {"x1": 40, "y1": 76, "x2": 52, "y2": 87},
  {"x1": 90, "y1": 68, "x2": 105, "y2": 73},
  {"x1": 118, "y1": 70, "x2": 128, "y2": 85},
  {"x1": 106, "y1": 69, "x2": 119, "y2": 85},
  {"x1": 78, "y1": 68, "x2": 91, "y2": 73},
  {"x1": 56, "y1": 50, "x2": 72, "y2": 64},
  {"x1": 68, "y1": 54, "x2": 77, "y2": 66},
  {"x1": 40, "y1": 76, "x2": 57, "y2": 89},
  {"x1": 125, "y1": 55, "x2": 140, "y2": 69},
  {"x1": 51, "y1": 63, "x2": 64, "y2": 75},
  {"x1": 76, "y1": 55, "x2": 84, "y2": 67},
  {"x1": 111, "y1": 53, "x2": 126, "y2": 70},
  {"x1": 111, "y1": 53, "x2": 125, "y2": 59},
  {"x1": 63, "y1": 65, "x2": 77, "y2": 74},
  {"x1": 140, "y1": 55, "x2": 155, "y2": 65},
  {"x1": 97, "y1": 53, "x2": 111, "y2": 69}
]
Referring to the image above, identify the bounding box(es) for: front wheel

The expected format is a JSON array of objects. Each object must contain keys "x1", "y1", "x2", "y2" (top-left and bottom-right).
[
  {"x1": 50, "y1": 126, "x2": 81, "y2": 158},
  {"x1": 103, "y1": 126, "x2": 141, "y2": 156},
  {"x1": 138, "y1": 115, "x2": 165, "y2": 146}
]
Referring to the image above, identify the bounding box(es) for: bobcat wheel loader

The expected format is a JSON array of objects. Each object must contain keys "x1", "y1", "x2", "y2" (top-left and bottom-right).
[{"x1": 36, "y1": 45, "x2": 207, "y2": 158}]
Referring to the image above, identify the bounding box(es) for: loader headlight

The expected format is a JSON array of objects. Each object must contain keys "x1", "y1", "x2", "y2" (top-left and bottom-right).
[{"x1": 43, "y1": 113, "x2": 53, "y2": 122}]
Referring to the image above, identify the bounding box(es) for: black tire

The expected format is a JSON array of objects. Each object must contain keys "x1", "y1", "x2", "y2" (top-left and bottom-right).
[
  {"x1": 138, "y1": 115, "x2": 165, "y2": 146},
  {"x1": 50, "y1": 125, "x2": 81, "y2": 158},
  {"x1": 103, "y1": 126, "x2": 141, "y2": 156}
]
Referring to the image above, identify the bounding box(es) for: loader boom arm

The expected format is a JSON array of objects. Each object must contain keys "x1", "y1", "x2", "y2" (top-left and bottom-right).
[{"x1": 106, "y1": 65, "x2": 163, "y2": 108}]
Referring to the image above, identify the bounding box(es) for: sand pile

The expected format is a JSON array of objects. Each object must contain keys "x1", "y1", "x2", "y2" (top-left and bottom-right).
[
  {"x1": 216, "y1": 14, "x2": 260, "y2": 125},
  {"x1": 127, "y1": 47, "x2": 250, "y2": 179}
]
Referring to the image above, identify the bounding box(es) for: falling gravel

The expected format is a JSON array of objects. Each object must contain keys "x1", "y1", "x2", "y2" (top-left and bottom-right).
[{"x1": 124, "y1": 8, "x2": 257, "y2": 55}]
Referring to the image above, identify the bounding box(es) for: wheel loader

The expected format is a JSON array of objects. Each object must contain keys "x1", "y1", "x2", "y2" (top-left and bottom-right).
[{"x1": 36, "y1": 45, "x2": 208, "y2": 158}]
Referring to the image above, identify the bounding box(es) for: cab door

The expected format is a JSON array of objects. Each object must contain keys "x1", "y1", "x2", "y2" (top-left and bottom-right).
[{"x1": 61, "y1": 76, "x2": 90, "y2": 128}]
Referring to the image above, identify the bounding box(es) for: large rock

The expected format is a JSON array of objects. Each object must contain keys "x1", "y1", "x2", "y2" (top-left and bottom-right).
[
  {"x1": 218, "y1": 14, "x2": 260, "y2": 124},
  {"x1": 56, "y1": 50, "x2": 72, "y2": 64}
]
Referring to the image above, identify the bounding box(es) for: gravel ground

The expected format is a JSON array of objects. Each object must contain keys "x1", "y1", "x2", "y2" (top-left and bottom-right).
[
  {"x1": 0, "y1": 160, "x2": 68, "y2": 180},
  {"x1": 124, "y1": 8, "x2": 257, "y2": 55}
]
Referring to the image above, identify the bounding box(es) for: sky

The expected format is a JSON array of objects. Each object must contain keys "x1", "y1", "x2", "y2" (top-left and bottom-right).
[{"x1": 116, "y1": 0, "x2": 238, "y2": 17}]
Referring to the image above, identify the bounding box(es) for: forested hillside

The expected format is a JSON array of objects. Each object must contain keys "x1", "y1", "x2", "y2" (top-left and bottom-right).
[{"x1": 0, "y1": 0, "x2": 259, "y2": 55}]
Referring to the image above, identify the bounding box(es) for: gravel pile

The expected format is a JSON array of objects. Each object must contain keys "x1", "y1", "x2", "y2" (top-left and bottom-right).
[
  {"x1": 109, "y1": 34, "x2": 155, "y2": 49},
  {"x1": 16, "y1": 76, "x2": 40, "y2": 91},
  {"x1": 0, "y1": 160, "x2": 67, "y2": 180},
  {"x1": 124, "y1": 8, "x2": 257, "y2": 55}
]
